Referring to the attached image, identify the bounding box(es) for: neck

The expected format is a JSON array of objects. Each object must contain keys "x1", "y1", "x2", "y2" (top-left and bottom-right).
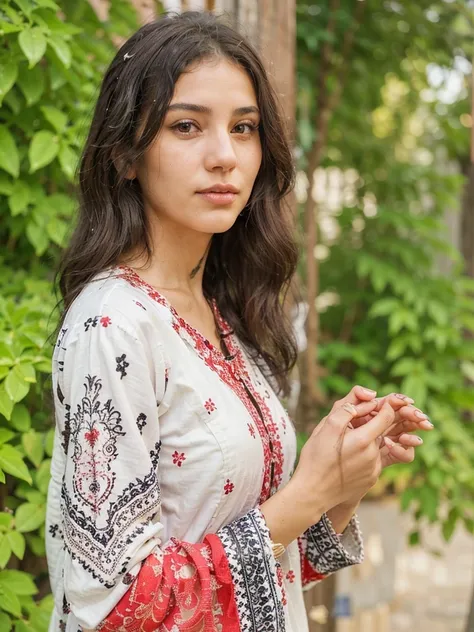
[{"x1": 123, "y1": 214, "x2": 213, "y2": 300}]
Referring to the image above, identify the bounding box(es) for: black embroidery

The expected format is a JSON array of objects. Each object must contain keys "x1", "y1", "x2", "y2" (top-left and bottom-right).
[
  {"x1": 68, "y1": 375, "x2": 125, "y2": 513},
  {"x1": 136, "y1": 413, "x2": 147, "y2": 434},
  {"x1": 218, "y1": 509, "x2": 285, "y2": 631},
  {"x1": 49, "y1": 524, "x2": 59, "y2": 538},
  {"x1": 62, "y1": 595, "x2": 70, "y2": 614},
  {"x1": 61, "y1": 403, "x2": 71, "y2": 454},
  {"x1": 122, "y1": 571, "x2": 135, "y2": 585},
  {"x1": 115, "y1": 353, "x2": 129, "y2": 379},
  {"x1": 84, "y1": 316, "x2": 99, "y2": 331},
  {"x1": 57, "y1": 383, "x2": 64, "y2": 405},
  {"x1": 149, "y1": 441, "x2": 161, "y2": 470}
]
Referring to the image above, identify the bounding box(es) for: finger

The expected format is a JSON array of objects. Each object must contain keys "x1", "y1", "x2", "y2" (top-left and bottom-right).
[
  {"x1": 397, "y1": 433, "x2": 423, "y2": 447},
  {"x1": 373, "y1": 393, "x2": 415, "y2": 413},
  {"x1": 355, "y1": 401, "x2": 395, "y2": 442},
  {"x1": 331, "y1": 385, "x2": 378, "y2": 412},
  {"x1": 324, "y1": 400, "x2": 377, "y2": 433},
  {"x1": 384, "y1": 437, "x2": 415, "y2": 463},
  {"x1": 398, "y1": 405, "x2": 428, "y2": 422}
]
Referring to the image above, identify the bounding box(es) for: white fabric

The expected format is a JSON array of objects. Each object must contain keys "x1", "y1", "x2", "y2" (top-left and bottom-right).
[{"x1": 45, "y1": 267, "x2": 359, "y2": 631}]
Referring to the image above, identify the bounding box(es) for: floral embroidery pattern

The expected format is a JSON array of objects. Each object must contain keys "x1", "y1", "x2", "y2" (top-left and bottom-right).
[
  {"x1": 204, "y1": 398, "x2": 216, "y2": 414},
  {"x1": 84, "y1": 315, "x2": 112, "y2": 332},
  {"x1": 134, "y1": 300, "x2": 146, "y2": 310},
  {"x1": 224, "y1": 479, "x2": 234, "y2": 495},
  {"x1": 69, "y1": 376, "x2": 125, "y2": 513},
  {"x1": 115, "y1": 354, "x2": 129, "y2": 379},
  {"x1": 172, "y1": 451, "x2": 186, "y2": 467},
  {"x1": 286, "y1": 570, "x2": 295, "y2": 583},
  {"x1": 248, "y1": 423, "x2": 256, "y2": 438},
  {"x1": 136, "y1": 413, "x2": 147, "y2": 434}
]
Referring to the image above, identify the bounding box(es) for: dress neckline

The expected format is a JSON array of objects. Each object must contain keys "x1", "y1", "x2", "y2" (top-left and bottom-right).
[{"x1": 115, "y1": 265, "x2": 239, "y2": 365}]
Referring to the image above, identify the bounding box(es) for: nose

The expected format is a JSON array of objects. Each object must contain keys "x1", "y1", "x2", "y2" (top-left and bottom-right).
[{"x1": 203, "y1": 129, "x2": 237, "y2": 172}]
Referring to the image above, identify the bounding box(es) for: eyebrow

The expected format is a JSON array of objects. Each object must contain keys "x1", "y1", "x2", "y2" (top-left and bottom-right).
[{"x1": 167, "y1": 103, "x2": 260, "y2": 116}]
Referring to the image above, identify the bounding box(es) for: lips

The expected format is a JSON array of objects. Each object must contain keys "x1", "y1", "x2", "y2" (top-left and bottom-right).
[{"x1": 197, "y1": 184, "x2": 239, "y2": 194}]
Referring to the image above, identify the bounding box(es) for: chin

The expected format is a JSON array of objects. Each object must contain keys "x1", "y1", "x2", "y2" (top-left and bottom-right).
[{"x1": 194, "y1": 212, "x2": 240, "y2": 234}]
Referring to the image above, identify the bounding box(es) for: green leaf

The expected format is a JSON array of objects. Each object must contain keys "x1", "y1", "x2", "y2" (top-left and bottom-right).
[
  {"x1": 14, "y1": 619, "x2": 31, "y2": 632},
  {"x1": 13, "y1": 0, "x2": 35, "y2": 16},
  {"x1": 28, "y1": 130, "x2": 59, "y2": 172},
  {"x1": 0, "y1": 126, "x2": 20, "y2": 178},
  {"x1": 47, "y1": 35, "x2": 71, "y2": 68},
  {"x1": 10, "y1": 405, "x2": 31, "y2": 432},
  {"x1": 22, "y1": 430, "x2": 44, "y2": 468},
  {"x1": 5, "y1": 367, "x2": 30, "y2": 403},
  {"x1": 0, "y1": 62, "x2": 18, "y2": 105},
  {"x1": 44, "y1": 428, "x2": 54, "y2": 457},
  {"x1": 47, "y1": 217, "x2": 69, "y2": 247},
  {"x1": 15, "y1": 503, "x2": 45, "y2": 533},
  {"x1": 36, "y1": 0, "x2": 60, "y2": 8},
  {"x1": 8, "y1": 180, "x2": 31, "y2": 216},
  {"x1": 0, "y1": 584, "x2": 21, "y2": 617},
  {"x1": 7, "y1": 531, "x2": 25, "y2": 560},
  {"x1": 0, "y1": 535, "x2": 12, "y2": 569},
  {"x1": 0, "y1": 384, "x2": 14, "y2": 421},
  {"x1": 0, "y1": 570, "x2": 37, "y2": 596},
  {"x1": 0, "y1": 613, "x2": 11, "y2": 632},
  {"x1": 35, "y1": 460, "x2": 50, "y2": 494},
  {"x1": 0, "y1": 513, "x2": 13, "y2": 530},
  {"x1": 0, "y1": 445, "x2": 32, "y2": 484},
  {"x1": 58, "y1": 143, "x2": 77, "y2": 181},
  {"x1": 408, "y1": 530, "x2": 420, "y2": 546},
  {"x1": 17, "y1": 64, "x2": 44, "y2": 106},
  {"x1": 0, "y1": 429, "x2": 14, "y2": 445},
  {"x1": 26, "y1": 221, "x2": 49, "y2": 256},
  {"x1": 0, "y1": 174, "x2": 13, "y2": 195},
  {"x1": 41, "y1": 106, "x2": 67, "y2": 133},
  {"x1": 18, "y1": 28, "x2": 47, "y2": 68}
]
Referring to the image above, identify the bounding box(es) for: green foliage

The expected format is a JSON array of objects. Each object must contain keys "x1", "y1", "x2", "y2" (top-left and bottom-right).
[
  {"x1": 0, "y1": 0, "x2": 140, "y2": 626},
  {"x1": 297, "y1": 0, "x2": 473, "y2": 545}
]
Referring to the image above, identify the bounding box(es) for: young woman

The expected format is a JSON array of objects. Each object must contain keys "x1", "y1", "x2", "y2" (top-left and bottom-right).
[{"x1": 45, "y1": 11, "x2": 432, "y2": 632}]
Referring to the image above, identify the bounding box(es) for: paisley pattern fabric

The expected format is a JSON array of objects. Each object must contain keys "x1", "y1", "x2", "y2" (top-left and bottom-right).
[{"x1": 45, "y1": 267, "x2": 363, "y2": 632}]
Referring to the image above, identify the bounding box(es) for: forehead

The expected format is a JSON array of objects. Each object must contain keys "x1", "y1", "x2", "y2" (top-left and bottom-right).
[{"x1": 171, "y1": 57, "x2": 258, "y2": 108}]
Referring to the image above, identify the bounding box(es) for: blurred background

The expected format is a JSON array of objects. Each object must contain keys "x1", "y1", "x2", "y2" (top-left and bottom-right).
[{"x1": 0, "y1": 1, "x2": 472, "y2": 630}]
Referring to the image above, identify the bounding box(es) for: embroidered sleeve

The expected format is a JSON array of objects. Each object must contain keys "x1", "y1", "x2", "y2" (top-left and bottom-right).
[
  {"x1": 298, "y1": 513, "x2": 364, "y2": 590},
  {"x1": 55, "y1": 309, "x2": 285, "y2": 631}
]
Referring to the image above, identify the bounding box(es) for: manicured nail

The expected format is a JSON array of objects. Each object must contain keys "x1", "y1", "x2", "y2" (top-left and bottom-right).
[
  {"x1": 385, "y1": 437, "x2": 395, "y2": 447},
  {"x1": 416, "y1": 436, "x2": 423, "y2": 443},
  {"x1": 423, "y1": 421, "x2": 434, "y2": 428},
  {"x1": 415, "y1": 410, "x2": 427, "y2": 419},
  {"x1": 395, "y1": 394, "x2": 415, "y2": 404},
  {"x1": 362, "y1": 388, "x2": 377, "y2": 396}
]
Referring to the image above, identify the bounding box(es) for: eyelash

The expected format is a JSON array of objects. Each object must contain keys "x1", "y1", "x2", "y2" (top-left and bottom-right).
[{"x1": 171, "y1": 120, "x2": 260, "y2": 136}]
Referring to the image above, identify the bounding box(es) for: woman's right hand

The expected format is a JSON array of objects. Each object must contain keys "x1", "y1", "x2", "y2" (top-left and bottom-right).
[
  {"x1": 293, "y1": 399, "x2": 394, "y2": 515},
  {"x1": 260, "y1": 398, "x2": 395, "y2": 546}
]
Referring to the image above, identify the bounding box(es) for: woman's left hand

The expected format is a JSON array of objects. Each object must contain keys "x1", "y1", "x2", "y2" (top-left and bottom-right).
[{"x1": 350, "y1": 392, "x2": 434, "y2": 468}]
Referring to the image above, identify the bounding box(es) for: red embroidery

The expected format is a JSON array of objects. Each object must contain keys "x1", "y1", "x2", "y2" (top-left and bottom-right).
[
  {"x1": 100, "y1": 316, "x2": 112, "y2": 327},
  {"x1": 172, "y1": 451, "x2": 186, "y2": 467},
  {"x1": 286, "y1": 570, "x2": 295, "y2": 583},
  {"x1": 224, "y1": 479, "x2": 234, "y2": 495},
  {"x1": 276, "y1": 564, "x2": 287, "y2": 606},
  {"x1": 205, "y1": 398, "x2": 217, "y2": 414},
  {"x1": 298, "y1": 537, "x2": 326, "y2": 586},
  {"x1": 135, "y1": 300, "x2": 146, "y2": 310},
  {"x1": 248, "y1": 423, "x2": 256, "y2": 438},
  {"x1": 84, "y1": 428, "x2": 100, "y2": 447},
  {"x1": 117, "y1": 265, "x2": 285, "y2": 504},
  {"x1": 98, "y1": 535, "x2": 240, "y2": 632}
]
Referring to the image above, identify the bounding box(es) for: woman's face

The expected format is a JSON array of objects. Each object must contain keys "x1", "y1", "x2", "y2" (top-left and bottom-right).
[{"x1": 132, "y1": 57, "x2": 263, "y2": 236}]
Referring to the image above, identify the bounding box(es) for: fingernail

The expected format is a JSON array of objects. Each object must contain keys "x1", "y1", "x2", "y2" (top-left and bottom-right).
[
  {"x1": 362, "y1": 388, "x2": 377, "y2": 396},
  {"x1": 395, "y1": 394, "x2": 415, "y2": 404},
  {"x1": 415, "y1": 410, "x2": 427, "y2": 419},
  {"x1": 424, "y1": 421, "x2": 434, "y2": 428},
  {"x1": 417, "y1": 436, "x2": 423, "y2": 443},
  {"x1": 385, "y1": 437, "x2": 395, "y2": 447}
]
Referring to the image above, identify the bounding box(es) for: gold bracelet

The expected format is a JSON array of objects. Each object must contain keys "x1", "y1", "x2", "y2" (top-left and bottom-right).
[{"x1": 271, "y1": 542, "x2": 286, "y2": 559}]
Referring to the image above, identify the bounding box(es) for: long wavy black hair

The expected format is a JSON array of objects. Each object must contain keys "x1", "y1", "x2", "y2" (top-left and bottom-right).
[{"x1": 57, "y1": 11, "x2": 298, "y2": 395}]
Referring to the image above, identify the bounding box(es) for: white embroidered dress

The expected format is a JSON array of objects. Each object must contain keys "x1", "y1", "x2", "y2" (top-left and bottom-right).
[{"x1": 45, "y1": 266, "x2": 363, "y2": 632}]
